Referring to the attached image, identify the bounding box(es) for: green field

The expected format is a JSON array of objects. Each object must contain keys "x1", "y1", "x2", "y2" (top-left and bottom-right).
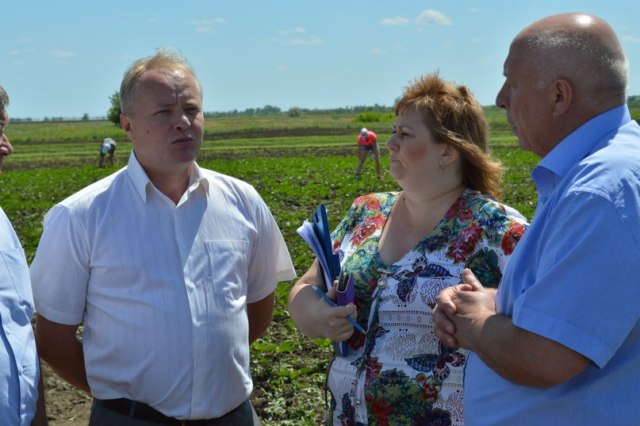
[{"x1": 0, "y1": 108, "x2": 583, "y2": 424}]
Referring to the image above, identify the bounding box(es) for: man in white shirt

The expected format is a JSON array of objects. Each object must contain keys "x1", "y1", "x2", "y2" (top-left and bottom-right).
[
  {"x1": 1, "y1": 84, "x2": 47, "y2": 426},
  {"x1": 31, "y1": 50, "x2": 296, "y2": 425}
]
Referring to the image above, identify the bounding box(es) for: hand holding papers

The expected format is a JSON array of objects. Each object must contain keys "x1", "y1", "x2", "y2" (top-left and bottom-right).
[{"x1": 297, "y1": 204, "x2": 366, "y2": 356}]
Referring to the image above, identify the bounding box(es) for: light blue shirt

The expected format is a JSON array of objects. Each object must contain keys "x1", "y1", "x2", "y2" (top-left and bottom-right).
[
  {"x1": 465, "y1": 105, "x2": 640, "y2": 425},
  {"x1": 0, "y1": 207, "x2": 39, "y2": 426}
]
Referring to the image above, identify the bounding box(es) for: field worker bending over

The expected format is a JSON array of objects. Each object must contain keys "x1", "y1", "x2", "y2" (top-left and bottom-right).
[
  {"x1": 0, "y1": 84, "x2": 47, "y2": 425},
  {"x1": 355, "y1": 127, "x2": 382, "y2": 180},
  {"x1": 31, "y1": 49, "x2": 296, "y2": 425},
  {"x1": 98, "y1": 137, "x2": 117, "y2": 168}
]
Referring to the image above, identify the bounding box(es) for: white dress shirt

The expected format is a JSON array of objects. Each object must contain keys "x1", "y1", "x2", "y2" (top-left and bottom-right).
[
  {"x1": 0, "y1": 208, "x2": 39, "y2": 426},
  {"x1": 31, "y1": 153, "x2": 296, "y2": 420}
]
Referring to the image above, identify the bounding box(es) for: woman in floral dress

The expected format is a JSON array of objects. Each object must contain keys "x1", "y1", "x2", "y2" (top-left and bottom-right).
[{"x1": 288, "y1": 73, "x2": 528, "y2": 425}]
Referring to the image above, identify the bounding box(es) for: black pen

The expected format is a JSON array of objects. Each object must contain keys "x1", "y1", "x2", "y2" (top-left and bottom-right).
[{"x1": 312, "y1": 285, "x2": 367, "y2": 334}]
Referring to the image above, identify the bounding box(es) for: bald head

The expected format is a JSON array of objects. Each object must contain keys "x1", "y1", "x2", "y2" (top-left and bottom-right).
[{"x1": 514, "y1": 13, "x2": 627, "y2": 109}]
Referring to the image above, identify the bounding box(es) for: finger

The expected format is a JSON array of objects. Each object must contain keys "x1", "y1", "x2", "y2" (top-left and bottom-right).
[
  {"x1": 462, "y1": 268, "x2": 484, "y2": 291},
  {"x1": 434, "y1": 326, "x2": 459, "y2": 349},
  {"x1": 435, "y1": 288, "x2": 458, "y2": 316},
  {"x1": 326, "y1": 285, "x2": 337, "y2": 300},
  {"x1": 433, "y1": 306, "x2": 456, "y2": 335}
]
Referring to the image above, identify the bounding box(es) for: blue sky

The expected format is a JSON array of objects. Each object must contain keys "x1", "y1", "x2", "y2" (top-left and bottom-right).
[{"x1": 2, "y1": 1, "x2": 639, "y2": 120}]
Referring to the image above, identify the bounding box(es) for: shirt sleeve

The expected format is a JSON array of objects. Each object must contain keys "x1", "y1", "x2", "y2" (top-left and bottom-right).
[
  {"x1": 512, "y1": 190, "x2": 640, "y2": 368},
  {"x1": 30, "y1": 204, "x2": 90, "y2": 325},
  {"x1": 246, "y1": 192, "x2": 296, "y2": 304}
]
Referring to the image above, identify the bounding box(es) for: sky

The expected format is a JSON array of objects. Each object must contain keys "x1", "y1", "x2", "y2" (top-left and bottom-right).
[{"x1": 2, "y1": 1, "x2": 640, "y2": 120}]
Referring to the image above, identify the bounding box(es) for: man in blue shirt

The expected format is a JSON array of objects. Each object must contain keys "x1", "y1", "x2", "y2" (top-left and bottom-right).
[
  {"x1": 0, "y1": 84, "x2": 47, "y2": 425},
  {"x1": 433, "y1": 13, "x2": 640, "y2": 424}
]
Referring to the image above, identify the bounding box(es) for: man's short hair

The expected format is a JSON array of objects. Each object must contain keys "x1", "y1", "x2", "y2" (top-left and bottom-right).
[{"x1": 119, "y1": 49, "x2": 201, "y2": 116}]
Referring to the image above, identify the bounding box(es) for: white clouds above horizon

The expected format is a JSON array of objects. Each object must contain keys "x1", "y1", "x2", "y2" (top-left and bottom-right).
[
  {"x1": 277, "y1": 26, "x2": 306, "y2": 35},
  {"x1": 273, "y1": 36, "x2": 324, "y2": 46},
  {"x1": 381, "y1": 9, "x2": 452, "y2": 29},
  {"x1": 189, "y1": 18, "x2": 225, "y2": 33},
  {"x1": 48, "y1": 49, "x2": 76, "y2": 59},
  {"x1": 380, "y1": 17, "x2": 410, "y2": 26},
  {"x1": 270, "y1": 27, "x2": 324, "y2": 46},
  {"x1": 416, "y1": 9, "x2": 453, "y2": 26}
]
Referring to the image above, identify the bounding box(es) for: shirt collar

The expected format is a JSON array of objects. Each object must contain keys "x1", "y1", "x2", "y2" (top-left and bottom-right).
[
  {"x1": 126, "y1": 152, "x2": 209, "y2": 203},
  {"x1": 532, "y1": 105, "x2": 631, "y2": 199}
]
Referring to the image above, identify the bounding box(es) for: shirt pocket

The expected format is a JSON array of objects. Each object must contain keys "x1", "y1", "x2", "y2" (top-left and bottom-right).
[
  {"x1": 204, "y1": 239, "x2": 250, "y2": 306},
  {"x1": 0, "y1": 247, "x2": 34, "y2": 323}
]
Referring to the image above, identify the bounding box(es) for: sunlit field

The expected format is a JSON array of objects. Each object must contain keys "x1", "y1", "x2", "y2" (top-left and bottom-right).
[{"x1": 5, "y1": 105, "x2": 638, "y2": 424}]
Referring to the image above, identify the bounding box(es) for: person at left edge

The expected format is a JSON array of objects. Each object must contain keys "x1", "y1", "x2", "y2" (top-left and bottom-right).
[
  {"x1": 0, "y1": 84, "x2": 47, "y2": 425},
  {"x1": 30, "y1": 49, "x2": 296, "y2": 425}
]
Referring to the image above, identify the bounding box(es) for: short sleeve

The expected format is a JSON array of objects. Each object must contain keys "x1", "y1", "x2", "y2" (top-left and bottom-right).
[{"x1": 30, "y1": 205, "x2": 90, "y2": 324}]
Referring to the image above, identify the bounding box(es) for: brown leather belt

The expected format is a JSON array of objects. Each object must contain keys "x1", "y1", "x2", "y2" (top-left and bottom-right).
[{"x1": 94, "y1": 398, "x2": 249, "y2": 425}]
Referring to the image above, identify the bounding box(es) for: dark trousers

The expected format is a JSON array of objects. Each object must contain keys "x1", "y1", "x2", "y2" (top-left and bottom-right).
[{"x1": 89, "y1": 398, "x2": 259, "y2": 426}]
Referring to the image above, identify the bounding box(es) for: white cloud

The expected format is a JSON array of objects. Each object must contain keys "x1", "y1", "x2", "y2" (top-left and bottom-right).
[
  {"x1": 270, "y1": 36, "x2": 324, "y2": 46},
  {"x1": 380, "y1": 17, "x2": 410, "y2": 26},
  {"x1": 416, "y1": 9, "x2": 453, "y2": 26},
  {"x1": 275, "y1": 64, "x2": 288, "y2": 72},
  {"x1": 371, "y1": 48, "x2": 386, "y2": 55},
  {"x1": 48, "y1": 49, "x2": 76, "y2": 58},
  {"x1": 278, "y1": 26, "x2": 305, "y2": 35},
  {"x1": 622, "y1": 35, "x2": 640, "y2": 44},
  {"x1": 8, "y1": 50, "x2": 20, "y2": 56},
  {"x1": 189, "y1": 18, "x2": 225, "y2": 33},
  {"x1": 467, "y1": 7, "x2": 480, "y2": 14}
]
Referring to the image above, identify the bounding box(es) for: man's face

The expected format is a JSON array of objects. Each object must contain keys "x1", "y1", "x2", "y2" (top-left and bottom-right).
[
  {"x1": 120, "y1": 69, "x2": 204, "y2": 178},
  {"x1": 0, "y1": 109, "x2": 12, "y2": 158},
  {"x1": 495, "y1": 42, "x2": 557, "y2": 158},
  {"x1": 0, "y1": 109, "x2": 8, "y2": 139}
]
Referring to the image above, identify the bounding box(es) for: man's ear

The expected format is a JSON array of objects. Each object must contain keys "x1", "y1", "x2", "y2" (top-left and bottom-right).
[
  {"x1": 552, "y1": 79, "x2": 573, "y2": 116},
  {"x1": 120, "y1": 113, "x2": 133, "y2": 138}
]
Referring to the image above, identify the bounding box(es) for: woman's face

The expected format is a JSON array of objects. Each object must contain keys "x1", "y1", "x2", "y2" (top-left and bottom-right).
[{"x1": 386, "y1": 108, "x2": 445, "y2": 189}]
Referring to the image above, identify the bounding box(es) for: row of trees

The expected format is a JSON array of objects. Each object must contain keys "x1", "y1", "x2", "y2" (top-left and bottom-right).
[
  {"x1": 105, "y1": 91, "x2": 392, "y2": 127},
  {"x1": 11, "y1": 94, "x2": 640, "y2": 125}
]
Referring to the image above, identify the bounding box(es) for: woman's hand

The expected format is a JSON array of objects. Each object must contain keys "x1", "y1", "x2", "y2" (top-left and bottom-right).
[
  {"x1": 309, "y1": 284, "x2": 358, "y2": 341},
  {"x1": 287, "y1": 260, "x2": 359, "y2": 340}
]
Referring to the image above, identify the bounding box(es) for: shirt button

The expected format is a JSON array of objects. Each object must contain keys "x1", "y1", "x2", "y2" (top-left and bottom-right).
[{"x1": 378, "y1": 278, "x2": 387, "y2": 289}]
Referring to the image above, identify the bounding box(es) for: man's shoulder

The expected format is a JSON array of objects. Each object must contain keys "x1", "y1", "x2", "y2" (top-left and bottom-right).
[
  {"x1": 56, "y1": 168, "x2": 126, "y2": 210},
  {"x1": 199, "y1": 168, "x2": 263, "y2": 204},
  {"x1": 200, "y1": 168, "x2": 255, "y2": 190},
  {"x1": 567, "y1": 124, "x2": 640, "y2": 202}
]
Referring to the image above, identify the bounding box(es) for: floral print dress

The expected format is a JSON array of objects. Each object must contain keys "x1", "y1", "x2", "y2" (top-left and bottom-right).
[{"x1": 327, "y1": 189, "x2": 527, "y2": 426}]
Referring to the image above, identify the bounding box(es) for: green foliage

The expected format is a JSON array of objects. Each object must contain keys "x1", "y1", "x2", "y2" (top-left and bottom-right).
[
  {"x1": 0, "y1": 109, "x2": 536, "y2": 425},
  {"x1": 107, "y1": 91, "x2": 121, "y2": 128},
  {"x1": 287, "y1": 107, "x2": 303, "y2": 117},
  {"x1": 355, "y1": 110, "x2": 394, "y2": 123}
]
